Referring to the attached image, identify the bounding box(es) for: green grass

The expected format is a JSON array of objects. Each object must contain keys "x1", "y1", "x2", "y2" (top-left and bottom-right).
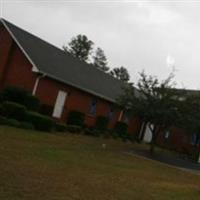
[{"x1": 0, "y1": 126, "x2": 200, "y2": 200}]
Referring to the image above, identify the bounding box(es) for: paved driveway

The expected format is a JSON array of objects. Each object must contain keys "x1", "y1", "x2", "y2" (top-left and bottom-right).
[{"x1": 127, "y1": 147, "x2": 200, "y2": 174}]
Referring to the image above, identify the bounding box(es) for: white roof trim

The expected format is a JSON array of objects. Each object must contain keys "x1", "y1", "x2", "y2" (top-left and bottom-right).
[
  {"x1": 32, "y1": 65, "x2": 39, "y2": 73},
  {"x1": 0, "y1": 18, "x2": 40, "y2": 72}
]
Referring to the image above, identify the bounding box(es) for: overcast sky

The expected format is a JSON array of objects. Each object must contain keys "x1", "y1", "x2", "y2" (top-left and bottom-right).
[{"x1": 1, "y1": 0, "x2": 200, "y2": 89}]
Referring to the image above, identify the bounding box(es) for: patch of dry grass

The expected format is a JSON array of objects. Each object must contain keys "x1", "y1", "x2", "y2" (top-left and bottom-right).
[{"x1": 0, "y1": 126, "x2": 200, "y2": 200}]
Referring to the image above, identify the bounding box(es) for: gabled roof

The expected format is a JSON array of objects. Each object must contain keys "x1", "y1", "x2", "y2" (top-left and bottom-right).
[{"x1": 0, "y1": 18, "x2": 136, "y2": 103}]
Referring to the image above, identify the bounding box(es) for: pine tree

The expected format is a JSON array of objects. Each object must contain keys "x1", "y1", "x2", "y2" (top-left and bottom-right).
[{"x1": 93, "y1": 47, "x2": 109, "y2": 72}]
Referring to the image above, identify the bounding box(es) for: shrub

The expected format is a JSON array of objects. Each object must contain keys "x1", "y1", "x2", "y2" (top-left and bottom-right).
[
  {"x1": 25, "y1": 95, "x2": 40, "y2": 111},
  {"x1": 84, "y1": 127, "x2": 101, "y2": 137},
  {"x1": 111, "y1": 131, "x2": 119, "y2": 139},
  {"x1": 26, "y1": 111, "x2": 55, "y2": 132},
  {"x1": 39, "y1": 104, "x2": 53, "y2": 116},
  {"x1": 0, "y1": 116, "x2": 34, "y2": 130},
  {"x1": 20, "y1": 121, "x2": 34, "y2": 130},
  {"x1": 1, "y1": 86, "x2": 40, "y2": 111},
  {"x1": 114, "y1": 121, "x2": 128, "y2": 139},
  {"x1": 0, "y1": 116, "x2": 21, "y2": 127},
  {"x1": 0, "y1": 104, "x2": 3, "y2": 115},
  {"x1": 1, "y1": 101, "x2": 27, "y2": 121},
  {"x1": 56, "y1": 123, "x2": 67, "y2": 132},
  {"x1": 95, "y1": 116, "x2": 109, "y2": 131},
  {"x1": 66, "y1": 125, "x2": 82, "y2": 133},
  {"x1": 1, "y1": 86, "x2": 27, "y2": 104},
  {"x1": 67, "y1": 110, "x2": 85, "y2": 127},
  {"x1": 129, "y1": 132, "x2": 139, "y2": 143},
  {"x1": 102, "y1": 131, "x2": 112, "y2": 139},
  {"x1": 0, "y1": 116, "x2": 8, "y2": 125},
  {"x1": 5, "y1": 118, "x2": 21, "y2": 127}
]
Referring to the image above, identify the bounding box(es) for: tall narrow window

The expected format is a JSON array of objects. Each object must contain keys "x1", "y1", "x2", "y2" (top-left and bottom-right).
[
  {"x1": 89, "y1": 98, "x2": 97, "y2": 115},
  {"x1": 191, "y1": 133, "x2": 200, "y2": 146}
]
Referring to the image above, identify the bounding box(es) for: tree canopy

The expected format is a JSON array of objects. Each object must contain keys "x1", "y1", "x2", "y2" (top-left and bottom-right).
[
  {"x1": 118, "y1": 71, "x2": 183, "y2": 153},
  {"x1": 63, "y1": 34, "x2": 94, "y2": 62},
  {"x1": 110, "y1": 66, "x2": 130, "y2": 82},
  {"x1": 93, "y1": 47, "x2": 109, "y2": 72}
]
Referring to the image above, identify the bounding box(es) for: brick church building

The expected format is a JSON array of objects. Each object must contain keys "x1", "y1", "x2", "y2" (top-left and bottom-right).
[{"x1": 0, "y1": 18, "x2": 141, "y2": 134}]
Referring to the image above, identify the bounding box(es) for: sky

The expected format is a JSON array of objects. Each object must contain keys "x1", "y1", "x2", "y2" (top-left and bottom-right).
[{"x1": 1, "y1": 0, "x2": 200, "y2": 89}]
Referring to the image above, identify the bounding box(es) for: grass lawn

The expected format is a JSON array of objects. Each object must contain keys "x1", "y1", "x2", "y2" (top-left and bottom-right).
[{"x1": 0, "y1": 126, "x2": 200, "y2": 200}]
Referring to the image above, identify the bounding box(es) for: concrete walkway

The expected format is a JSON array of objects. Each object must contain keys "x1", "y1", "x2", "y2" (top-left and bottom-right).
[{"x1": 126, "y1": 147, "x2": 200, "y2": 174}]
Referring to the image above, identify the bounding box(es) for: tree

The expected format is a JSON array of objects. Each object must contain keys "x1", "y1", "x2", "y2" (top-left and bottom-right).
[
  {"x1": 110, "y1": 66, "x2": 130, "y2": 82},
  {"x1": 118, "y1": 71, "x2": 181, "y2": 154},
  {"x1": 63, "y1": 34, "x2": 94, "y2": 62},
  {"x1": 93, "y1": 47, "x2": 109, "y2": 72}
]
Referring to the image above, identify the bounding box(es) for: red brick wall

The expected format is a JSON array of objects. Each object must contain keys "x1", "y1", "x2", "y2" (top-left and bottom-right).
[
  {"x1": 3, "y1": 45, "x2": 37, "y2": 91},
  {"x1": 156, "y1": 127, "x2": 196, "y2": 154},
  {"x1": 35, "y1": 76, "x2": 123, "y2": 128},
  {"x1": 128, "y1": 117, "x2": 142, "y2": 134},
  {"x1": 0, "y1": 24, "x2": 13, "y2": 86},
  {"x1": 0, "y1": 23, "x2": 37, "y2": 91}
]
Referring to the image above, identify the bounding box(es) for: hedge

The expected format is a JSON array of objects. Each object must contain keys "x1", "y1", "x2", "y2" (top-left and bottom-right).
[
  {"x1": 56, "y1": 123, "x2": 67, "y2": 132},
  {"x1": 1, "y1": 86, "x2": 40, "y2": 111},
  {"x1": 1, "y1": 86, "x2": 27, "y2": 103},
  {"x1": 0, "y1": 116, "x2": 34, "y2": 130},
  {"x1": 95, "y1": 116, "x2": 109, "y2": 131},
  {"x1": 25, "y1": 94, "x2": 40, "y2": 111},
  {"x1": 20, "y1": 121, "x2": 34, "y2": 130},
  {"x1": 66, "y1": 125, "x2": 82, "y2": 133},
  {"x1": 67, "y1": 110, "x2": 85, "y2": 127},
  {"x1": 1, "y1": 101, "x2": 27, "y2": 121},
  {"x1": 5, "y1": 118, "x2": 21, "y2": 127},
  {"x1": 0, "y1": 116, "x2": 20, "y2": 127},
  {"x1": 84, "y1": 127, "x2": 101, "y2": 137},
  {"x1": 26, "y1": 111, "x2": 55, "y2": 132},
  {"x1": 114, "y1": 121, "x2": 128, "y2": 139},
  {"x1": 0, "y1": 116, "x2": 8, "y2": 125},
  {"x1": 39, "y1": 104, "x2": 53, "y2": 116}
]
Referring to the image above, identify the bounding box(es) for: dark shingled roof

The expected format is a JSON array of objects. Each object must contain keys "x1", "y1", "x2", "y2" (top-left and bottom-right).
[{"x1": 1, "y1": 18, "x2": 135, "y2": 103}]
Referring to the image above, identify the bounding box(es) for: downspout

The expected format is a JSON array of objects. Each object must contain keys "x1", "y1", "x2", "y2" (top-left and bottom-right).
[
  {"x1": 32, "y1": 73, "x2": 46, "y2": 95},
  {"x1": 118, "y1": 110, "x2": 124, "y2": 121},
  {"x1": 197, "y1": 144, "x2": 200, "y2": 163},
  {"x1": 138, "y1": 121, "x2": 147, "y2": 141}
]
